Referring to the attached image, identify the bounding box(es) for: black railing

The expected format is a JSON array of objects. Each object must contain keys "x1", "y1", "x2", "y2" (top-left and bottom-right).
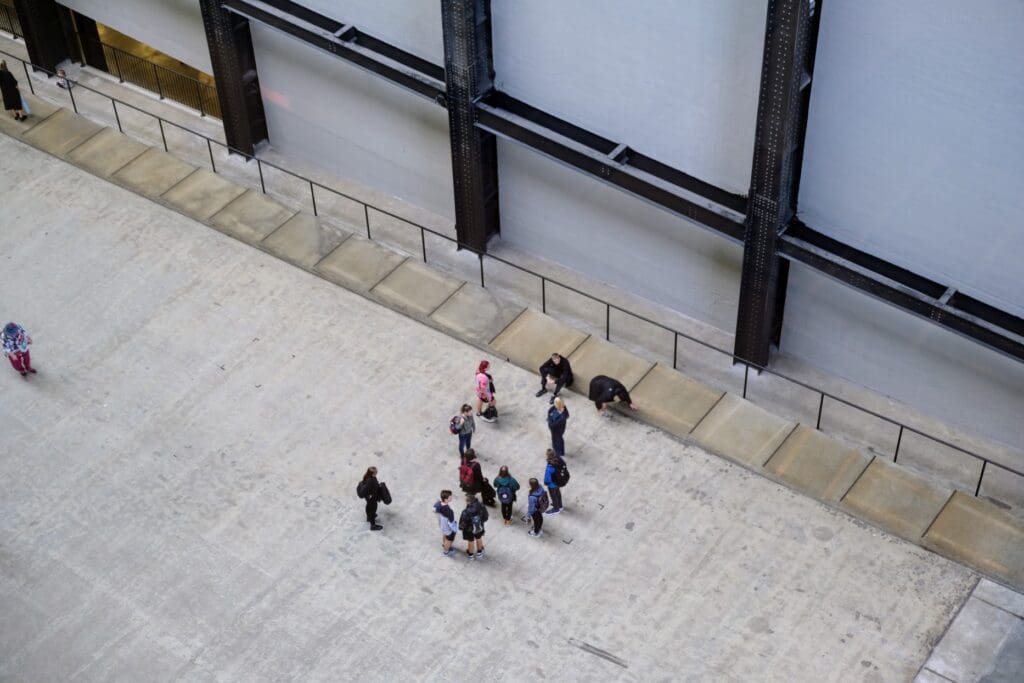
[
  {"x1": 0, "y1": 3, "x2": 21, "y2": 40},
  {"x1": 3, "y1": 46, "x2": 1022, "y2": 503},
  {"x1": 93, "y1": 39, "x2": 220, "y2": 119}
]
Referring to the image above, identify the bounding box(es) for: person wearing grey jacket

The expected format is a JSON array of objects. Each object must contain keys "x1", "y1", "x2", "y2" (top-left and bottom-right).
[{"x1": 456, "y1": 404, "x2": 475, "y2": 457}]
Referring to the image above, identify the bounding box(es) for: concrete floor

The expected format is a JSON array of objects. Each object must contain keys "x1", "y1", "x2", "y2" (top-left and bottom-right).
[{"x1": 0, "y1": 124, "x2": 986, "y2": 681}]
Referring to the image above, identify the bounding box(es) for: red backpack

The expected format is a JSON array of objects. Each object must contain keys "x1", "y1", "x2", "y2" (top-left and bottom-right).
[{"x1": 459, "y1": 461, "x2": 476, "y2": 487}]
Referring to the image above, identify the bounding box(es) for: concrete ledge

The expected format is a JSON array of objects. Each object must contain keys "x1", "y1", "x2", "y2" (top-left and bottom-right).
[
  {"x1": 630, "y1": 364, "x2": 725, "y2": 436},
  {"x1": 0, "y1": 94, "x2": 59, "y2": 138},
  {"x1": 210, "y1": 190, "x2": 296, "y2": 245},
  {"x1": 923, "y1": 491, "x2": 1024, "y2": 590},
  {"x1": 314, "y1": 235, "x2": 405, "y2": 292},
  {"x1": 263, "y1": 213, "x2": 350, "y2": 269},
  {"x1": 429, "y1": 284, "x2": 526, "y2": 349},
  {"x1": 765, "y1": 425, "x2": 872, "y2": 504},
  {"x1": 371, "y1": 260, "x2": 463, "y2": 318},
  {"x1": 161, "y1": 168, "x2": 246, "y2": 221},
  {"x1": 841, "y1": 458, "x2": 953, "y2": 542},
  {"x1": 690, "y1": 393, "x2": 796, "y2": 468},
  {"x1": 113, "y1": 147, "x2": 196, "y2": 199},
  {"x1": 21, "y1": 109, "x2": 101, "y2": 158},
  {"x1": 489, "y1": 308, "x2": 589, "y2": 374},
  {"x1": 567, "y1": 335, "x2": 654, "y2": 397},
  {"x1": 66, "y1": 128, "x2": 149, "y2": 178}
]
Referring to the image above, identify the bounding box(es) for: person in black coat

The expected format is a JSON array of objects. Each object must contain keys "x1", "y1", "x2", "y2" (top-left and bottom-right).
[
  {"x1": 357, "y1": 466, "x2": 384, "y2": 530},
  {"x1": 536, "y1": 352, "x2": 573, "y2": 403},
  {"x1": 588, "y1": 375, "x2": 637, "y2": 415},
  {"x1": 547, "y1": 396, "x2": 570, "y2": 456},
  {"x1": 0, "y1": 61, "x2": 27, "y2": 121}
]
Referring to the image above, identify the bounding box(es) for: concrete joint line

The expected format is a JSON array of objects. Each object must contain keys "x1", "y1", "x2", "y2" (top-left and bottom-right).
[
  {"x1": 687, "y1": 390, "x2": 728, "y2": 435},
  {"x1": 308, "y1": 228, "x2": 353, "y2": 268},
  {"x1": 106, "y1": 146, "x2": 152, "y2": 180},
  {"x1": 368, "y1": 256, "x2": 410, "y2": 293},
  {"x1": 159, "y1": 166, "x2": 204, "y2": 199},
  {"x1": 837, "y1": 454, "x2": 876, "y2": 504},
  {"x1": 628, "y1": 362, "x2": 659, "y2": 393},
  {"x1": 16, "y1": 109, "x2": 61, "y2": 137},
  {"x1": 919, "y1": 490, "x2": 958, "y2": 540},
  {"x1": 973, "y1": 595, "x2": 1024, "y2": 620},
  {"x1": 486, "y1": 307, "x2": 529, "y2": 347},
  {"x1": 63, "y1": 125, "x2": 107, "y2": 157},
  {"x1": 761, "y1": 422, "x2": 802, "y2": 469},
  {"x1": 428, "y1": 280, "x2": 467, "y2": 318},
  {"x1": 913, "y1": 575, "x2": 982, "y2": 681}
]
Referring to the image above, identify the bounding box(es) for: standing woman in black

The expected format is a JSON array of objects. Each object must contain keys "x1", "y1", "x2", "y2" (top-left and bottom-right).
[
  {"x1": 358, "y1": 466, "x2": 384, "y2": 531},
  {"x1": 0, "y1": 61, "x2": 28, "y2": 121}
]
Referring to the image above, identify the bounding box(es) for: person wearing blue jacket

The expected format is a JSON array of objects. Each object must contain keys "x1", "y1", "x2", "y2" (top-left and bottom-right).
[
  {"x1": 547, "y1": 396, "x2": 570, "y2": 457},
  {"x1": 543, "y1": 449, "x2": 564, "y2": 515},
  {"x1": 527, "y1": 478, "x2": 548, "y2": 537}
]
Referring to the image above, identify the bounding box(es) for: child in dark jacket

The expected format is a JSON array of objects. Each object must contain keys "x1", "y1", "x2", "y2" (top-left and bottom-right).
[
  {"x1": 527, "y1": 478, "x2": 548, "y2": 537},
  {"x1": 492, "y1": 466, "x2": 521, "y2": 525},
  {"x1": 543, "y1": 449, "x2": 564, "y2": 515}
]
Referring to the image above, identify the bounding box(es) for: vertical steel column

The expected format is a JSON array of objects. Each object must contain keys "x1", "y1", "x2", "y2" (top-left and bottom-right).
[
  {"x1": 733, "y1": 0, "x2": 816, "y2": 366},
  {"x1": 72, "y1": 12, "x2": 108, "y2": 72},
  {"x1": 200, "y1": 0, "x2": 268, "y2": 156},
  {"x1": 440, "y1": 0, "x2": 500, "y2": 252},
  {"x1": 11, "y1": 0, "x2": 71, "y2": 73}
]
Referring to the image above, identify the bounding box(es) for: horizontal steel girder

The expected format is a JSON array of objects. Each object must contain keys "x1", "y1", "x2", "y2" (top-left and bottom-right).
[{"x1": 780, "y1": 223, "x2": 1024, "y2": 363}]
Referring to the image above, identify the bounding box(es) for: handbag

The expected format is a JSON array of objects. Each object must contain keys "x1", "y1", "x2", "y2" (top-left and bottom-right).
[
  {"x1": 378, "y1": 482, "x2": 392, "y2": 505},
  {"x1": 20, "y1": 94, "x2": 30, "y2": 115}
]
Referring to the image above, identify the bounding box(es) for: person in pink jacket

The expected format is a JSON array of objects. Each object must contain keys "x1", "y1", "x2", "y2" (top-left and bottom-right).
[{"x1": 474, "y1": 360, "x2": 497, "y2": 422}]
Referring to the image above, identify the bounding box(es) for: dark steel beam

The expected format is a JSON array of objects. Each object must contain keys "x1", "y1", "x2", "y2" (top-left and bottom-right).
[
  {"x1": 779, "y1": 229, "x2": 1024, "y2": 363},
  {"x1": 12, "y1": 0, "x2": 72, "y2": 73},
  {"x1": 441, "y1": 0, "x2": 500, "y2": 252},
  {"x1": 220, "y1": 0, "x2": 445, "y2": 102},
  {"x1": 200, "y1": 0, "x2": 268, "y2": 155},
  {"x1": 734, "y1": 0, "x2": 815, "y2": 367}
]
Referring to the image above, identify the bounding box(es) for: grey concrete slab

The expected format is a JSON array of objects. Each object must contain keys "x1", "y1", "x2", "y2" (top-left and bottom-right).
[
  {"x1": 371, "y1": 259, "x2": 464, "y2": 318},
  {"x1": 489, "y1": 307, "x2": 589, "y2": 374},
  {"x1": 567, "y1": 335, "x2": 655, "y2": 398},
  {"x1": 21, "y1": 108, "x2": 102, "y2": 157},
  {"x1": 924, "y1": 597, "x2": 1021, "y2": 683},
  {"x1": 263, "y1": 212, "x2": 351, "y2": 269},
  {"x1": 630, "y1": 364, "x2": 725, "y2": 436},
  {"x1": 913, "y1": 669, "x2": 948, "y2": 683},
  {"x1": 429, "y1": 283, "x2": 527, "y2": 348},
  {"x1": 975, "y1": 578, "x2": 1024, "y2": 618},
  {"x1": 113, "y1": 147, "x2": 197, "y2": 198},
  {"x1": 314, "y1": 234, "x2": 405, "y2": 292},
  {"x1": 0, "y1": 94, "x2": 61, "y2": 140},
  {"x1": 690, "y1": 393, "x2": 796, "y2": 468},
  {"x1": 160, "y1": 168, "x2": 247, "y2": 221},
  {"x1": 209, "y1": 190, "x2": 297, "y2": 244},
  {"x1": 984, "y1": 619, "x2": 1024, "y2": 683},
  {"x1": 765, "y1": 425, "x2": 873, "y2": 504},
  {"x1": 841, "y1": 457, "x2": 953, "y2": 542},
  {"x1": 924, "y1": 492, "x2": 1024, "y2": 590},
  {"x1": 66, "y1": 127, "x2": 149, "y2": 178}
]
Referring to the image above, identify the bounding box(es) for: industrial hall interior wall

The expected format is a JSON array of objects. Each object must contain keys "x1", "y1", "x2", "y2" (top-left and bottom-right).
[{"x1": 52, "y1": 0, "x2": 1024, "y2": 452}]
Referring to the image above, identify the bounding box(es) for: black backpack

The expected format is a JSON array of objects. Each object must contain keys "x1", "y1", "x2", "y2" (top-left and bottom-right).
[
  {"x1": 552, "y1": 458, "x2": 570, "y2": 487},
  {"x1": 356, "y1": 480, "x2": 370, "y2": 499}
]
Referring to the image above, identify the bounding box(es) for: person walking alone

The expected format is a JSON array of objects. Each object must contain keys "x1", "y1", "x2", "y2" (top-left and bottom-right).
[
  {"x1": 0, "y1": 61, "x2": 28, "y2": 122},
  {"x1": 544, "y1": 449, "x2": 564, "y2": 515},
  {"x1": 433, "y1": 490, "x2": 459, "y2": 557},
  {"x1": 356, "y1": 466, "x2": 384, "y2": 531},
  {"x1": 454, "y1": 404, "x2": 475, "y2": 457},
  {"x1": 527, "y1": 478, "x2": 549, "y2": 537},
  {"x1": 493, "y1": 465, "x2": 521, "y2": 526},
  {"x1": 459, "y1": 494, "x2": 488, "y2": 560},
  {"x1": 547, "y1": 397, "x2": 570, "y2": 457},
  {"x1": 2, "y1": 322, "x2": 35, "y2": 378},
  {"x1": 536, "y1": 352, "x2": 573, "y2": 403},
  {"x1": 475, "y1": 360, "x2": 497, "y2": 422}
]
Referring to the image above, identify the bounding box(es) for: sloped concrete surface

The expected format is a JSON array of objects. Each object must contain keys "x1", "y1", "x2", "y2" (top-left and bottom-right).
[
  {"x1": 210, "y1": 190, "x2": 297, "y2": 244},
  {"x1": 842, "y1": 458, "x2": 953, "y2": 541},
  {"x1": 21, "y1": 108, "x2": 101, "y2": 157},
  {"x1": 765, "y1": 425, "x2": 873, "y2": 504},
  {"x1": 113, "y1": 147, "x2": 196, "y2": 198},
  {"x1": 161, "y1": 168, "x2": 247, "y2": 221},
  {"x1": 923, "y1": 492, "x2": 1024, "y2": 587},
  {"x1": 66, "y1": 128, "x2": 148, "y2": 178},
  {"x1": 489, "y1": 307, "x2": 589, "y2": 373},
  {"x1": 0, "y1": 93, "x2": 59, "y2": 138},
  {"x1": 371, "y1": 259, "x2": 463, "y2": 317},
  {"x1": 691, "y1": 393, "x2": 796, "y2": 468},
  {"x1": 314, "y1": 234, "x2": 405, "y2": 292},
  {"x1": 262, "y1": 213, "x2": 350, "y2": 268},
  {"x1": 0, "y1": 135, "x2": 980, "y2": 680},
  {"x1": 630, "y1": 364, "x2": 725, "y2": 435},
  {"x1": 567, "y1": 334, "x2": 655, "y2": 397},
  {"x1": 429, "y1": 283, "x2": 526, "y2": 348}
]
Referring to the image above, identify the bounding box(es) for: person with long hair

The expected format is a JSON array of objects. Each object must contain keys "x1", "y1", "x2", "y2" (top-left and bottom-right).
[
  {"x1": 493, "y1": 465, "x2": 520, "y2": 526},
  {"x1": 474, "y1": 360, "x2": 497, "y2": 422},
  {"x1": 527, "y1": 478, "x2": 548, "y2": 537},
  {"x1": 356, "y1": 466, "x2": 383, "y2": 530}
]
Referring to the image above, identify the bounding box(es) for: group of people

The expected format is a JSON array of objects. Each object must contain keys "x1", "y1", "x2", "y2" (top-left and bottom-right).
[{"x1": 357, "y1": 350, "x2": 638, "y2": 562}]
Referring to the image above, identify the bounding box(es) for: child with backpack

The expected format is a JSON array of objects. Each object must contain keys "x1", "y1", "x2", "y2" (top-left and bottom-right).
[
  {"x1": 459, "y1": 450, "x2": 497, "y2": 507},
  {"x1": 356, "y1": 466, "x2": 384, "y2": 531},
  {"x1": 433, "y1": 490, "x2": 459, "y2": 557},
  {"x1": 449, "y1": 404, "x2": 475, "y2": 457},
  {"x1": 527, "y1": 478, "x2": 549, "y2": 537},
  {"x1": 474, "y1": 360, "x2": 497, "y2": 422},
  {"x1": 459, "y1": 494, "x2": 489, "y2": 560},
  {"x1": 493, "y1": 466, "x2": 521, "y2": 526},
  {"x1": 543, "y1": 448, "x2": 569, "y2": 515}
]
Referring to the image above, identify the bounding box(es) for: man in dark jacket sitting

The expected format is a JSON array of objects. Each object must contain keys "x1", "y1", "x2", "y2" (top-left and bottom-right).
[
  {"x1": 536, "y1": 352, "x2": 573, "y2": 403},
  {"x1": 588, "y1": 374, "x2": 637, "y2": 415}
]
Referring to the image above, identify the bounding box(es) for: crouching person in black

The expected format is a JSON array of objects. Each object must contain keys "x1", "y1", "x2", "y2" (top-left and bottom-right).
[
  {"x1": 357, "y1": 466, "x2": 384, "y2": 530},
  {"x1": 588, "y1": 375, "x2": 637, "y2": 416},
  {"x1": 537, "y1": 352, "x2": 573, "y2": 403}
]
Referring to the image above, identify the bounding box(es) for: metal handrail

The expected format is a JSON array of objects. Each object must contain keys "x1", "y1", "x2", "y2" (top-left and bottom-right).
[{"x1": 4, "y1": 46, "x2": 1021, "y2": 499}]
